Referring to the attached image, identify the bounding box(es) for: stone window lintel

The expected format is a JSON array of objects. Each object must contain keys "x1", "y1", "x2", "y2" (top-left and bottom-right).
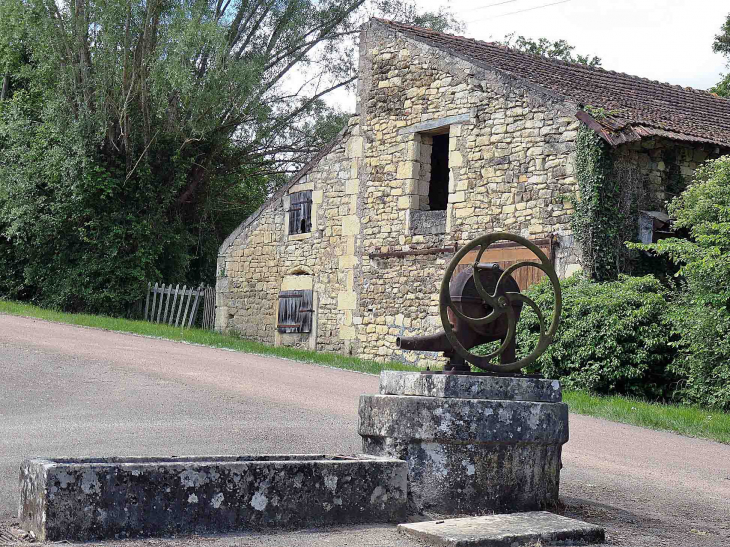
[{"x1": 398, "y1": 112, "x2": 470, "y2": 136}]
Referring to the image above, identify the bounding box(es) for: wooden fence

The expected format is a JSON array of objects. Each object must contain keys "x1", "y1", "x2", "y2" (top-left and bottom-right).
[{"x1": 143, "y1": 283, "x2": 216, "y2": 330}]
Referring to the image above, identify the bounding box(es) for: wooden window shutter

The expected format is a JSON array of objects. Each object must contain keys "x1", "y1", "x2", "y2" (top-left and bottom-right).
[
  {"x1": 288, "y1": 190, "x2": 312, "y2": 235},
  {"x1": 277, "y1": 290, "x2": 313, "y2": 333}
]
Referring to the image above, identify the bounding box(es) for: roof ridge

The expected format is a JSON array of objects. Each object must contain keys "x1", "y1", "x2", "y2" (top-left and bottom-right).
[{"x1": 373, "y1": 18, "x2": 726, "y2": 100}]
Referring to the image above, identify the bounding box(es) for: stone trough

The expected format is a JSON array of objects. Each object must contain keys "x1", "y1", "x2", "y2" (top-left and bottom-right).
[{"x1": 19, "y1": 454, "x2": 407, "y2": 541}]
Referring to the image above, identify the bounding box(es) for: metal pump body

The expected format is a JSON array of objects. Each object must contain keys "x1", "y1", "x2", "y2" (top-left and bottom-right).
[{"x1": 396, "y1": 232, "x2": 562, "y2": 375}]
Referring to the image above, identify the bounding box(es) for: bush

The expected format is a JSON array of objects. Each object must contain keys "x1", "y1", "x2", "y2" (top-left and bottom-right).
[
  {"x1": 517, "y1": 274, "x2": 677, "y2": 400},
  {"x1": 669, "y1": 305, "x2": 730, "y2": 409},
  {"x1": 630, "y1": 156, "x2": 730, "y2": 410},
  {"x1": 511, "y1": 156, "x2": 730, "y2": 411}
]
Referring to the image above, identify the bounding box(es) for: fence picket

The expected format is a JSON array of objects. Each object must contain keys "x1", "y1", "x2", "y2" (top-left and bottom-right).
[
  {"x1": 201, "y1": 288, "x2": 208, "y2": 330},
  {"x1": 155, "y1": 283, "x2": 165, "y2": 323},
  {"x1": 181, "y1": 287, "x2": 194, "y2": 328},
  {"x1": 210, "y1": 288, "x2": 216, "y2": 329},
  {"x1": 162, "y1": 284, "x2": 173, "y2": 324},
  {"x1": 144, "y1": 282, "x2": 151, "y2": 321},
  {"x1": 168, "y1": 285, "x2": 180, "y2": 325},
  {"x1": 175, "y1": 285, "x2": 187, "y2": 327},
  {"x1": 188, "y1": 285, "x2": 202, "y2": 328},
  {"x1": 209, "y1": 288, "x2": 214, "y2": 329},
  {"x1": 150, "y1": 283, "x2": 159, "y2": 322}
]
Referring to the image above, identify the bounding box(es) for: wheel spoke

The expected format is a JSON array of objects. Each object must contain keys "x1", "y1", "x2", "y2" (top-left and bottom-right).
[
  {"x1": 494, "y1": 261, "x2": 550, "y2": 294},
  {"x1": 437, "y1": 232, "x2": 562, "y2": 373},
  {"x1": 472, "y1": 305, "x2": 516, "y2": 361},
  {"x1": 447, "y1": 301, "x2": 503, "y2": 326},
  {"x1": 471, "y1": 245, "x2": 500, "y2": 309}
]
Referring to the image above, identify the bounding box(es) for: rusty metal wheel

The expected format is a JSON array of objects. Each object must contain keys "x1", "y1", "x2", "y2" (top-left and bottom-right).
[{"x1": 439, "y1": 232, "x2": 562, "y2": 373}]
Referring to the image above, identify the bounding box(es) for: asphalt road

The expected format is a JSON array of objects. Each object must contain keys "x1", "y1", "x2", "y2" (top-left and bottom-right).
[{"x1": 1, "y1": 314, "x2": 729, "y2": 546}]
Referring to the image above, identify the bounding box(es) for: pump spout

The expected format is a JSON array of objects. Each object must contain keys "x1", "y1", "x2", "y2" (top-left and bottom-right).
[{"x1": 396, "y1": 330, "x2": 452, "y2": 352}]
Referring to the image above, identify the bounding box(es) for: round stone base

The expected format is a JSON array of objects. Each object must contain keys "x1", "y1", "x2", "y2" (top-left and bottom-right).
[
  {"x1": 362, "y1": 437, "x2": 562, "y2": 514},
  {"x1": 358, "y1": 372, "x2": 569, "y2": 515}
]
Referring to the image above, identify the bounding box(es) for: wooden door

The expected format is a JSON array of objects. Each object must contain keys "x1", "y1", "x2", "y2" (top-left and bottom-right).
[{"x1": 456, "y1": 238, "x2": 553, "y2": 292}]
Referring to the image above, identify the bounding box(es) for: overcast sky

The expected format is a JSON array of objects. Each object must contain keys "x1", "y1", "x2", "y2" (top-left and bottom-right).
[{"x1": 330, "y1": 0, "x2": 729, "y2": 111}]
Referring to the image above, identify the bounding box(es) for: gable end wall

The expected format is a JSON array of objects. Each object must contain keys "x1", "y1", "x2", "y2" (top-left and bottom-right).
[
  {"x1": 354, "y1": 23, "x2": 582, "y2": 366},
  {"x1": 215, "y1": 119, "x2": 366, "y2": 355}
]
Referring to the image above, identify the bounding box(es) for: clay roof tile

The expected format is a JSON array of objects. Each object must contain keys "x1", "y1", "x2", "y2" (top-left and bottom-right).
[{"x1": 375, "y1": 19, "x2": 730, "y2": 149}]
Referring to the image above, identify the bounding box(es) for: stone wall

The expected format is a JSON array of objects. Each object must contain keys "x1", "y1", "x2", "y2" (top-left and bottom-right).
[
  {"x1": 353, "y1": 22, "x2": 582, "y2": 365},
  {"x1": 20, "y1": 455, "x2": 407, "y2": 541},
  {"x1": 216, "y1": 118, "x2": 366, "y2": 353},
  {"x1": 613, "y1": 137, "x2": 717, "y2": 210}
]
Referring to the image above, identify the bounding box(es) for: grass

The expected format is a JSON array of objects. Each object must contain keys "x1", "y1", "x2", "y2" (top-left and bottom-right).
[
  {"x1": 0, "y1": 300, "x2": 419, "y2": 376},
  {"x1": 563, "y1": 390, "x2": 730, "y2": 445},
  {"x1": 2, "y1": 299, "x2": 729, "y2": 444}
]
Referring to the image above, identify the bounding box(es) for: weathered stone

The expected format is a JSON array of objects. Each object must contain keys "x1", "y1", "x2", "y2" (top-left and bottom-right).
[
  {"x1": 359, "y1": 372, "x2": 568, "y2": 515},
  {"x1": 409, "y1": 209, "x2": 447, "y2": 235},
  {"x1": 359, "y1": 395, "x2": 568, "y2": 444},
  {"x1": 215, "y1": 20, "x2": 718, "y2": 369},
  {"x1": 19, "y1": 455, "x2": 407, "y2": 541},
  {"x1": 379, "y1": 371, "x2": 562, "y2": 402},
  {"x1": 398, "y1": 512, "x2": 605, "y2": 546},
  {"x1": 398, "y1": 113, "x2": 471, "y2": 135}
]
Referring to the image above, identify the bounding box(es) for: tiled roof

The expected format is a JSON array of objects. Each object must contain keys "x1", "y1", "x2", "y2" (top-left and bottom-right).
[{"x1": 375, "y1": 19, "x2": 730, "y2": 149}]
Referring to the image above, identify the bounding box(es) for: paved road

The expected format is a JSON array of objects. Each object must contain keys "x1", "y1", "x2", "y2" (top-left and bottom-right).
[{"x1": 1, "y1": 315, "x2": 729, "y2": 546}]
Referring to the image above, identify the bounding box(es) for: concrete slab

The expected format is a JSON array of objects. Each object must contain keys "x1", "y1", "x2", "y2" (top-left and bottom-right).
[{"x1": 397, "y1": 511, "x2": 605, "y2": 546}]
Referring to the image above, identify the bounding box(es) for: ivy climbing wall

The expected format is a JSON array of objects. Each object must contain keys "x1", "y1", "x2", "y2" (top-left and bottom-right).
[{"x1": 573, "y1": 125, "x2": 721, "y2": 281}]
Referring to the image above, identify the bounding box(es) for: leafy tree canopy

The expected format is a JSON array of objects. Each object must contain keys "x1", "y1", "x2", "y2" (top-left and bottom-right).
[
  {"x1": 714, "y1": 12, "x2": 730, "y2": 57},
  {"x1": 711, "y1": 73, "x2": 730, "y2": 98},
  {"x1": 498, "y1": 33, "x2": 602, "y2": 68},
  {"x1": 0, "y1": 0, "x2": 461, "y2": 314},
  {"x1": 713, "y1": 13, "x2": 730, "y2": 97}
]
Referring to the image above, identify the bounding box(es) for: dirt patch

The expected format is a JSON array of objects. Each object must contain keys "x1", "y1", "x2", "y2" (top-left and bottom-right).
[{"x1": 560, "y1": 495, "x2": 728, "y2": 546}]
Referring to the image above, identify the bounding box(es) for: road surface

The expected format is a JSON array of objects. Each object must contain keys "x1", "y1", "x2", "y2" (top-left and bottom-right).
[{"x1": 1, "y1": 314, "x2": 728, "y2": 546}]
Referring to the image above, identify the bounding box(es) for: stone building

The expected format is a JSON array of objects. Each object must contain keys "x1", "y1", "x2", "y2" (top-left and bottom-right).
[{"x1": 216, "y1": 19, "x2": 730, "y2": 367}]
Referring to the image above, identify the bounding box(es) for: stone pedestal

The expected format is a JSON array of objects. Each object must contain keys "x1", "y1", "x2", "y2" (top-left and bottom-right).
[{"x1": 358, "y1": 371, "x2": 569, "y2": 515}]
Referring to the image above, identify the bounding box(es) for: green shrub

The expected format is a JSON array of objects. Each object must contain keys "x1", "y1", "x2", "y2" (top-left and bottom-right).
[
  {"x1": 630, "y1": 156, "x2": 730, "y2": 410},
  {"x1": 668, "y1": 304, "x2": 730, "y2": 410},
  {"x1": 518, "y1": 274, "x2": 677, "y2": 400}
]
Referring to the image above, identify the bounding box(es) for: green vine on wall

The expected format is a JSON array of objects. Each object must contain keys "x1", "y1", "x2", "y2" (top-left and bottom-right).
[{"x1": 572, "y1": 125, "x2": 621, "y2": 281}]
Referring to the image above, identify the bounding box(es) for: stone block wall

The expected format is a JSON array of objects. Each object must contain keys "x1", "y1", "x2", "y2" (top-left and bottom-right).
[
  {"x1": 613, "y1": 137, "x2": 717, "y2": 210},
  {"x1": 353, "y1": 23, "x2": 582, "y2": 365},
  {"x1": 216, "y1": 119, "x2": 366, "y2": 354},
  {"x1": 217, "y1": 21, "x2": 719, "y2": 368}
]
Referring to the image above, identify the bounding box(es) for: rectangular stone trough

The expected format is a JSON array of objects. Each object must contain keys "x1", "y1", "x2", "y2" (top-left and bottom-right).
[{"x1": 19, "y1": 454, "x2": 407, "y2": 541}]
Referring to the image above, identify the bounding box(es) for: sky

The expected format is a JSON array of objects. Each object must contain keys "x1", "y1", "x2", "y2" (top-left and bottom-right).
[{"x1": 329, "y1": 0, "x2": 729, "y2": 111}]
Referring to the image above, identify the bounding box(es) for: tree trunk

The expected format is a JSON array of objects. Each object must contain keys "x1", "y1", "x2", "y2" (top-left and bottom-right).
[{"x1": 1, "y1": 72, "x2": 9, "y2": 101}]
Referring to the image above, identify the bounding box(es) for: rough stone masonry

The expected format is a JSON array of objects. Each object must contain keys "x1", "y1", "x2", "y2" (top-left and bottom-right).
[
  {"x1": 359, "y1": 372, "x2": 569, "y2": 514},
  {"x1": 216, "y1": 18, "x2": 726, "y2": 368},
  {"x1": 19, "y1": 455, "x2": 407, "y2": 541}
]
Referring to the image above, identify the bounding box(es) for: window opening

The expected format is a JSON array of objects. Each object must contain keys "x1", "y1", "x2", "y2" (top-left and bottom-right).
[
  {"x1": 429, "y1": 134, "x2": 449, "y2": 211},
  {"x1": 289, "y1": 190, "x2": 312, "y2": 235}
]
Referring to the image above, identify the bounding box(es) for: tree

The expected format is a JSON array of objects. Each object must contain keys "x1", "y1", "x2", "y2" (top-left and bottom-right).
[
  {"x1": 498, "y1": 33, "x2": 602, "y2": 67},
  {"x1": 714, "y1": 12, "x2": 730, "y2": 57},
  {"x1": 711, "y1": 74, "x2": 730, "y2": 98},
  {"x1": 630, "y1": 157, "x2": 730, "y2": 409},
  {"x1": 0, "y1": 0, "x2": 460, "y2": 314},
  {"x1": 712, "y1": 13, "x2": 730, "y2": 97}
]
